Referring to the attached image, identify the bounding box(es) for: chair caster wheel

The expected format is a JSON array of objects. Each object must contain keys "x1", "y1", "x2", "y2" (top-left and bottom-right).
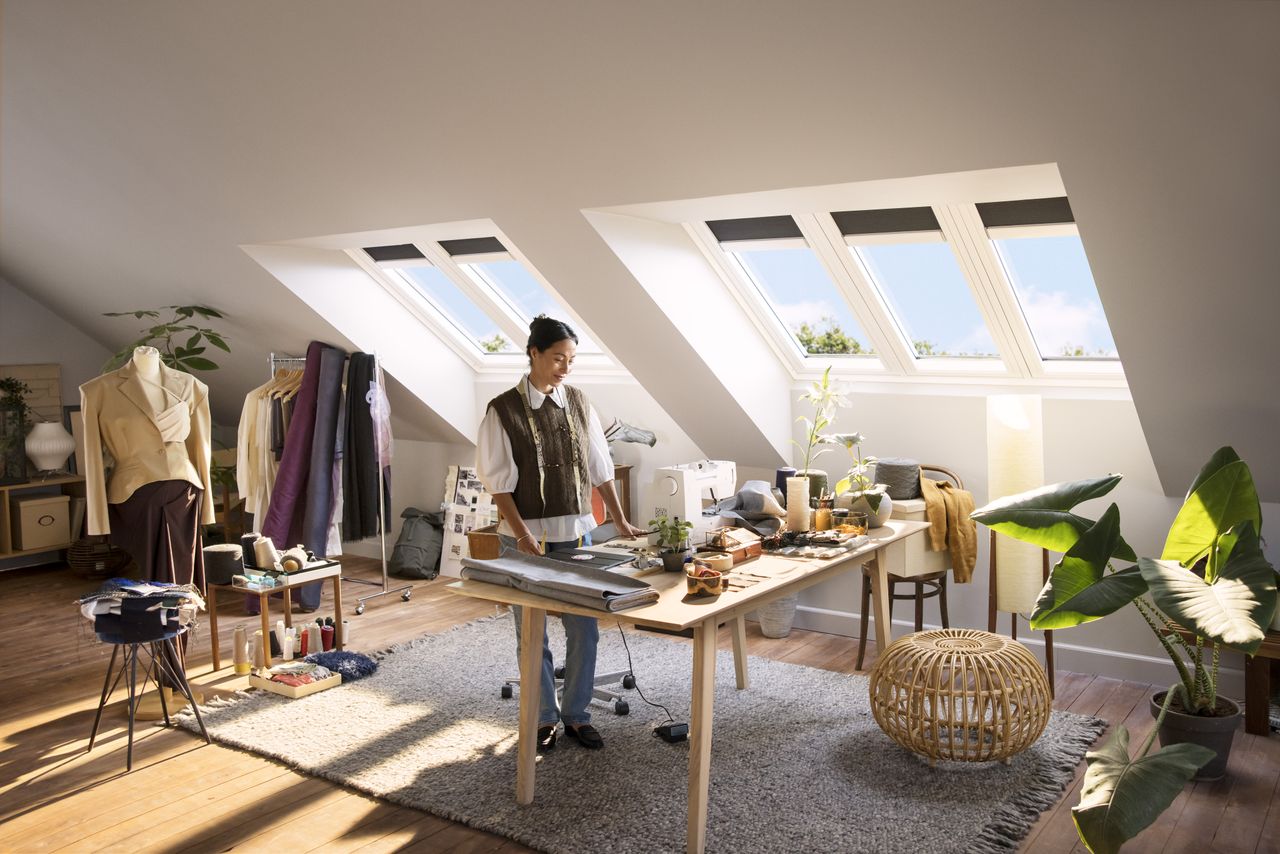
[
  {"x1": 614, "y1": 701, "x2": 630, "y2": 716},
  {"x1": 501, "y1": 684, "x2": 513, "y2": 699},
  {"x1": 402, "y1": 590, "x2": 412, "y2": 601},
  {"x1": 355, "y1": 603, "x2": 366, "y2": 615},
  {"x1": 622, "y1": 674, "x2": 636, "y2": 689},
  {"x1": 554, "y1": 665, "x2": 565, "y2": 679}
]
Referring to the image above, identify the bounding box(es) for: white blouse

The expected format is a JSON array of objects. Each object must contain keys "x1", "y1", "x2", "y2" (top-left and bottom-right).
[{"x1": 475, "y1": 375, "x2": 614, "y2": 544}]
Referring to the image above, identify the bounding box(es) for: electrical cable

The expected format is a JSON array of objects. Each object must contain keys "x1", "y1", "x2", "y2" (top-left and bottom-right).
[{"x1": 614, "y1": 621, "x2": 674, "y2": 724}]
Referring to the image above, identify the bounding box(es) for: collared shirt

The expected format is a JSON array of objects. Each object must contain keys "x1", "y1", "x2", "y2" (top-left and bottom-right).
[{"x1": 476, "y1": 375, "x2": 613, "y2": 543}]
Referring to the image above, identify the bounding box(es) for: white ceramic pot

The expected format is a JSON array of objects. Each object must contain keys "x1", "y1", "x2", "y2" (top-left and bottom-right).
[
  {"x1": 837, "y1": 489, "x2": 893, "y2": 528},
  {"x1": 25, "y1": 421, "x2": 75, "y2": 472}
]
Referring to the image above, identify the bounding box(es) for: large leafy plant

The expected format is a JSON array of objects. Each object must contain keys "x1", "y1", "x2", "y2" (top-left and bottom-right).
[
  {"x1": 792, "y1": 366, "x2": 847, "y2": 474},
  {"x1": 972, "y1": 446, "x2": 1275, "y2": 853},
  {"x1": 104, "y1": 305, "x2": 229, "y2": 374}
]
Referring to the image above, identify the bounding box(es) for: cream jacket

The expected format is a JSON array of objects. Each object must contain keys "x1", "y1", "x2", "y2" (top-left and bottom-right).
[{"x1": 80, "y1": 362, "x2": 216, "y2": 535}]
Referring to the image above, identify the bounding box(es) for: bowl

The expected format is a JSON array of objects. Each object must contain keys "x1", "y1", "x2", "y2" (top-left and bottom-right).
[{"x1": 686, "y1": 564, "x2": 724, "y2": 597}]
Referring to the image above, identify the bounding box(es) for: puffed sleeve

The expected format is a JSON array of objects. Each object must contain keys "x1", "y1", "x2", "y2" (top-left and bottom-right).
[
  {"x1": 586, "y1": 404, "x2": 613, "y2": 488},
  {"x1": 475, "y1": 405, "x2": 518, "y2": 495}
]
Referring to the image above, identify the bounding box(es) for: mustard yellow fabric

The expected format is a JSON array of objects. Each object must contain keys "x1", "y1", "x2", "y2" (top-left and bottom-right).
[
  {"x1": 919, "y1": 476, "x2": 978, "y2": 583},
  {"x1": 80, "y1": 361, "x2": 215, "y2": 536}
]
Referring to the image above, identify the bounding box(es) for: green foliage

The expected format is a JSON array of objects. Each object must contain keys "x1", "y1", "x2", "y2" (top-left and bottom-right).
[
  {"x1": 1060, "y1": 343, "x2": 1114, "y2": 358},
  {"x1": 479, "y1": 333, "x2": 509, "y2": 354},
  {"x1": 822, "y1": 431, "x2": 879, "y2": 499},
  {"x1": 793, "y1": 317, "x2": 869, "y2": 355},
  {"x1": 792, "y1": 366, "x2": 847, "y2": 474},
  {"x1": 972, "y1": 446, "x2": 1275, "y2": 851},
  {"x1": 648, "y1": 513, "x2": 693, "y2": 552},
  {"x1": 1071, "y1": 714, "x2": 1214, "y2": 854},
  {"x1": 104, "y1": 305, "x2": 230, "y2": 374},
  {"x1": 0, "y1": 377, "x2": 34, "y2": 435}
]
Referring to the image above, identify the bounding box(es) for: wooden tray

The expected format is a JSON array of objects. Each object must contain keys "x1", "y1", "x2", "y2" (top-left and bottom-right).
[{"x1": 249, "y1": 672, "x2": 341, "y2": 698}]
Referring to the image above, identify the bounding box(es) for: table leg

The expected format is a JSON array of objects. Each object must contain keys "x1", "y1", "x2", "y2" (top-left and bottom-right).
[
  {"x1": 1245, "y1": 654, "x2": 1271, "y2": 735},
  {"x1": 208, "y1": 585, "x2": 221, "y2": 671},
  {"x1": 260, "y1": 594, "x2": 272, "y2": 668},
  {"x1": 516, "y1": 606, "x2": 546, "y2": 805},
  {"x1": 731, "y1": 615, "x2": 749, "y2": 690},
  {"x1": 869, "y1": 556, "x2": 893, "y2": 654},
  {"x1": 333, "y1": 575, "x2": 344, "y2": 650},
  {"x1": 283, "y1": 587, "x2": 292, "y2": 629},
  {"x1": 687, "y1": 615, "x2": 717, "y2": 854}
]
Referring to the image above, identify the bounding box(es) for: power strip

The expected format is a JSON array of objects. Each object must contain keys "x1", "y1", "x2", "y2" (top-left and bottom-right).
[{"x1": 655, "y1": 722, "x2": 688, "y2": 743}]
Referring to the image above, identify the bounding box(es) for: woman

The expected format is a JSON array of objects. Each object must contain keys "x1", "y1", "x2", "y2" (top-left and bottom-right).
[{"x1": 476, "y1": 315, "x2": 647, "y2": 752}]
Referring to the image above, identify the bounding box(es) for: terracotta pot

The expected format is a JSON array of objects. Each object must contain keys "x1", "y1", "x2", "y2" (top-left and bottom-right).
[{"x1": 1150, "y1": 691, "x2": 1241, "y2": 781}]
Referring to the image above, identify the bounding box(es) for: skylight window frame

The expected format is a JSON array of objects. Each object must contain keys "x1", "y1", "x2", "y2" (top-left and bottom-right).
[{"x1": 689, "y1": 221, "x2": 889, "y2": 375}]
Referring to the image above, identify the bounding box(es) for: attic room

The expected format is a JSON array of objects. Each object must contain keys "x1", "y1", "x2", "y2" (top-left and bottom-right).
[{"x1": 2, "y1": 2, "x2": 1278, "y2": 852}]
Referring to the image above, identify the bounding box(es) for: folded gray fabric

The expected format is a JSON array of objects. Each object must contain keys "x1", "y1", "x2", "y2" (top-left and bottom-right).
[
  {"x1": 460, "y1": 552, "x2": 658, "y2": 612},
  {"x1": 712, "y1": 479, "x2": 786, "y2": 536}
]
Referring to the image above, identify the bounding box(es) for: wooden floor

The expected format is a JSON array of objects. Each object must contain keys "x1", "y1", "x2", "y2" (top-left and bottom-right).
[{"x1": 1, "y1": 559, "x2": 1278, "y2": 853}]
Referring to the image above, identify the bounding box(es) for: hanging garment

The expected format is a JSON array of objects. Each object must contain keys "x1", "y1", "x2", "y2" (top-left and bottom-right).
[
  {"x1": 302, "y1": 346, "x2": 347, "y2": 556},
  {"x1": 106, "y1": 479, "x2": 206, "y2": 686},
  {"x1": 80, "y1": 360, "x2": 215, "y2": 536},
  {"x1": 342, "y1": 353, "x2": 391, "y2": 540}
]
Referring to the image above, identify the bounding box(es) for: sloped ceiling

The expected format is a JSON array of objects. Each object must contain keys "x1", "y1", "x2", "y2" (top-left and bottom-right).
[{"x1": 2, "y1": 1, "x2": 1277, "y2": 496}]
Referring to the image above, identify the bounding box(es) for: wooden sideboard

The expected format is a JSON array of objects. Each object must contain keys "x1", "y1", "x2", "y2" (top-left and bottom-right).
[{"x1": 0, "y1": 475, "x2": 86, "y2": 559}]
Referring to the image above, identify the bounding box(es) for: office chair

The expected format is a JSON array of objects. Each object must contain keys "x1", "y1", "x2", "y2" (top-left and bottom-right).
[
  {"x1": 500, "y1": 667, "x2": 636, "y2": 715},
  {"x1": 855, "y1": 464, "x2": 962, "y2": 671}
]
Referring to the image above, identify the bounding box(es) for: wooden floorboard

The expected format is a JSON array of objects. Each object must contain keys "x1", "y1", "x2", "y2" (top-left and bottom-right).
[{"x1": 1, "y1": 559, "x2": 1275, "y2": 852}]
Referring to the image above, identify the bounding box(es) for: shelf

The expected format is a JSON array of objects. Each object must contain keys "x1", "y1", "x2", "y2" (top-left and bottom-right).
[{"x1": 0, "y1": 542, "x2": 75, "y2": 559}]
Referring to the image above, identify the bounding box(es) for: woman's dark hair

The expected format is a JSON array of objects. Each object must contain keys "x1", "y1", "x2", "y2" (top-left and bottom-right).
[{"x1": 526, "y1": 314, "x2": 578, "y2": 360}]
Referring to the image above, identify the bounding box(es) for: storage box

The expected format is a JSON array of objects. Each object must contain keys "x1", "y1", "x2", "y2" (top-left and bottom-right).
[
  {"x1": 884, "y1": 498, "x2": 950, "y2": 578},
  {"x1": 248, "y1": 672, "x2": 341, "y2": 698},
  {"x1": 10, "y1": 493, "x2": 71, "y2": 551},
  {"x1": 466, "y1": 523, "x2": 502, "y2": 560},
  {"x1": 699, "y1": 527, "x2": 762, "y2": 565}
]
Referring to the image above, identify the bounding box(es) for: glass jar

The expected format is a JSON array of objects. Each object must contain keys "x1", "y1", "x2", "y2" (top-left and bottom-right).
[{"x1": 814, "y1": 496, "x2": 834, "y2": 531}]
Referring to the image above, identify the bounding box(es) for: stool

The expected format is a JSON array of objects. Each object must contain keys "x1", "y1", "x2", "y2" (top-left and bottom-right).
[
  {"x1": 88, "y1": 627, "x2": 211, "y2": 770},
  {"x1": 855, "y1": 564, "x2": 948, "y2": 670},
  {"x1": 868, "y1": 628, "x2": 1050, "y2": 765}
]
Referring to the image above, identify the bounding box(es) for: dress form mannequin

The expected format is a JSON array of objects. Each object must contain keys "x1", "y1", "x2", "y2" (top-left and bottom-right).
[{"x1": 131, "y1": 346, "x2": 167, "y2": 411}]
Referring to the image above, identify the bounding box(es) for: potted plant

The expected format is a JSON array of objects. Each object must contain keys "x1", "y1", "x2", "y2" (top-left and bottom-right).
[
  {"x1": 791, "y1": 366, "x2": 848, "y2": 513},
  {"x1": 823, "y1": 431, "x2": 892, "y2": 528},
  {"x1": 649, "y1": 513, "x2": 694, "y2": 572},
  {"x1": 103, "y1": 304, "x2": 229, "y2": 373},
  {"x1": 972, "y1": 446, "x2": 1275, "y2": 853},
  {"x1": 0, "y1": 377, "x2": 33, "y2": 485}
]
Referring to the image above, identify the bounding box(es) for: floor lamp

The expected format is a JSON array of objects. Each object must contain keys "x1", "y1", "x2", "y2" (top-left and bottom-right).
[{"x1": 986, "y1": 394, "x2": 1055, "y2": 696}]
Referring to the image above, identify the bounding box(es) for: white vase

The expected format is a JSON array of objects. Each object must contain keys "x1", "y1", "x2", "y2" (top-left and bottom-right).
[
  {"x1": 837, "y1": 489, "x2": 892, "y2": 528},
  {"x1": 785, "y1": 476, "x2": 810, "y2": 532},
  {"x1": 25, "y1": 421, "x2": 75, "y2": 473}
]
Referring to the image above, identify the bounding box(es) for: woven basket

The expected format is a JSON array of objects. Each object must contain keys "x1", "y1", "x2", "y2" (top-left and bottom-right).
[
  {"x1": 466, "y1": 524, "x2": 502, "y2": 560},
  {"x1": 68, "y1": 538, "x2": 133, "y2": 579},
  {"x1": 869, "y1": 628, "x2": 1051, "y2": 765}
]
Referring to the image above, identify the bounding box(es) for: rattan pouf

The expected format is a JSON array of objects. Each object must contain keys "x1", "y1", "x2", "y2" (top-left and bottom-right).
[{"x1": 869, "y1": 628, "x2": 1051, "y2": 765}]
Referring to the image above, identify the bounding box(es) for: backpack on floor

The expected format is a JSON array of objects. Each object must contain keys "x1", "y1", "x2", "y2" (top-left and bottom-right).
[{"x1": 389, "y1": 507, "x2": 444, "y2": 579}]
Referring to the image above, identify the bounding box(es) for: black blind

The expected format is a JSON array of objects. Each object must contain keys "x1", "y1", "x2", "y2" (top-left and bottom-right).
[
  {"x1": 439, "y1": 237, "x2": 507, "y2": 256},
  {"x1": 364, "y1": 244, "x2": 424, "y2": 262},
  {"x1": 705, "y1": 215, "x2": 803, "y2": 242},
  {"x1": 831, "y1": 207, "x2": 940, "y2": 235},
  {"x1": 976, "y1": 197, "x2": 1074, "y2": 227}
]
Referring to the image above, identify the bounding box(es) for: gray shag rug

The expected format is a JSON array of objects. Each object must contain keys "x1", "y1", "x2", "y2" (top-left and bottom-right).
[{"x1": 181, "y1": 616, "x2": 1104, "y2": 853}]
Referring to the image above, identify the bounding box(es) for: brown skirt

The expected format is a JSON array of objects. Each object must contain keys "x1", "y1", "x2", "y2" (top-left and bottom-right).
[{"x1": 108, "y1": 479, "x2": 206, "y2": 590}]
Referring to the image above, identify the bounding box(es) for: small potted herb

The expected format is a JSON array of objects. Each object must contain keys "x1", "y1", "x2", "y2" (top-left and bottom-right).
[{"x1": 649, "y1": 513, "x2": 694, "y2": 572}]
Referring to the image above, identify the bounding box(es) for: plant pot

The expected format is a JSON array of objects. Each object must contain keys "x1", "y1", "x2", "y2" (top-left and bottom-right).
[
  {"x1": 758, "y1": 594, "x2": 798, "y2": 638},
  {"x1": 837, "y1": 490, "x2": 893, "y2": 528},
  {"x1": 661, "y1": 548, "x2": 691, "y2": 573},
  {"x1": 1150, "y1": 691, "x2": 1241, "y2": 781},
  {"x1": 796, "y1": 469, "x2": 828, "y2": 502}
]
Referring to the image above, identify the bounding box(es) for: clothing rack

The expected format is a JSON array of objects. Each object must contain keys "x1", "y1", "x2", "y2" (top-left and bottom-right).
[{"x1": 268, "y1": 352, "x2": 411, "y2": 615}]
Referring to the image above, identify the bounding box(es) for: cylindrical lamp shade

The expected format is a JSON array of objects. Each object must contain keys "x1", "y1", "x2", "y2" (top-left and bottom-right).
[{"x1": 987, "y1": 395, "x2": 1045, "y2": 614}]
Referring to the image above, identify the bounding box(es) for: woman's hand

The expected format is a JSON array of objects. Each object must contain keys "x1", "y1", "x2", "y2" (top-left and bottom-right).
[
  {"x1": 515, "y1": 533, "x2": 543, "y2": 556},
  {"x1": 616, "y1": 520, "x2": 648, "y2": 540}
]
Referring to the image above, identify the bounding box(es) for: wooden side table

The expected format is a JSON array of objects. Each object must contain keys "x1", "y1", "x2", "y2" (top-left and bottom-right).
[
  {"x1": 1245, "y1": 631, "x2": 1280, "y2": 735},
  {"x1": 206, "y1": 560, "x2": 344, "y2": 670}
]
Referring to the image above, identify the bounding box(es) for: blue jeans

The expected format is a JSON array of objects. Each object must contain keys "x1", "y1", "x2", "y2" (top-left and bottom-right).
[{"x1": 503, "y1": 533, "x2": 598, "y2": 728}]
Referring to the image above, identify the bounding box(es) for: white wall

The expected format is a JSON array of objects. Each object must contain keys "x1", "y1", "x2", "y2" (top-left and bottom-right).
[
  {"x1": 788, "y1": 388, "x2": 1279, "y2": 694},
  {"x1": 0, "y1": 276, "x2": 112, "y2": 402}
]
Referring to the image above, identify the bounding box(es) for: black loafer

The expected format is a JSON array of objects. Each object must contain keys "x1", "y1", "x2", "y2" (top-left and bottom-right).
[
  {"x1": 537, "y1": 724, "x2": 557, "y2": 753},
  {"x1": 565, "y1": 723, "x2": 604, "y2": 749}
]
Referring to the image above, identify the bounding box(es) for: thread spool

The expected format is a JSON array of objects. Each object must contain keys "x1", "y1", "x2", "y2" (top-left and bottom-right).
[
  {"x1": 232, "y1": 625, "x2": 250, "y2": 675},
  {"x1": 283, "y1": 630, "x2": 294, "y2": 661},
  {"x1": 299, "y1": 626, "x2": 309, "y2": 656},
  {"x1": 308, "y1": 625, "x2": 322, "y2": 656},
  {"x1": 775, "y1": 467, "x2": 797, "y2": 499},
  {"x1": 240, "y1": 533, "x2": 261, "y2": 568},
  {"x1": 321, "y1": 624, "x2": 335, "y2": 651},
  {"x1": 252, "y1": 631, "x2": 265, "y2": 669},
  {"x1": 253, "y1": 536, "x2": 282, "y2": 570},
  {"x1": 280, "y1": 547, "x2": 308, "y2": 573}
]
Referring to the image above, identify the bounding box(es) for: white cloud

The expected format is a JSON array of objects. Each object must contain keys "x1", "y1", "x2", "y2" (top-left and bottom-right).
[{"x1": 1020, "y1": 291, "x2": 1115, "y2": 356}]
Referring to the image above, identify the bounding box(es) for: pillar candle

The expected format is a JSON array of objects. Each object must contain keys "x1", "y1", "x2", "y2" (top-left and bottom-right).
[{"x1": 786, "y1": 476, "x2": 810, "y2": 532}]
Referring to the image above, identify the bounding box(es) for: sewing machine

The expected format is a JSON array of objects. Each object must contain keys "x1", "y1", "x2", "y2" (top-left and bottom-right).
[{"x1": 646, "y1": 460, "x2": 737, "y2": 530}]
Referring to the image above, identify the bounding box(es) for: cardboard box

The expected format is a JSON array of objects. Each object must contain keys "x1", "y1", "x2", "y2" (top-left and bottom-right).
[
  {"x1": 10, "y1": 493, "x2": 71, "y2": 551},
  {"x1": 885, "y1": 498, "x2": 950, "y2": 578},
  {"x1": 248, "y1": 672, "x2": 341, "y2": 699}
]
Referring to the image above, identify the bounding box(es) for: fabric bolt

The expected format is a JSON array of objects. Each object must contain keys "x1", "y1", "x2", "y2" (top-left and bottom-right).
[
  {"x1": 475, "y1": 375, "x2": 613, "y2": 543},
  {"x1": 341, "y1": 353, "x2": 390, "y2": 540},
  {"x1": 504, "y1": 534, "x2": 600, "y2": 727},
  {"x1": 302, "y1": 346, "x2": 347, "y2": 556},
  {"x1": 106, "y1": 479, "x2": 206, "y2": 685},
  {"x1": 919, "y1": 475, "x2": 979, "y2": 582}
]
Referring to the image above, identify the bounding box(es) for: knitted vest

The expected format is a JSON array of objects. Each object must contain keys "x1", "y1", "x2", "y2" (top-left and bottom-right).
[{"x1": 488, "y1": 383, "x2": 592, "y2": 520}]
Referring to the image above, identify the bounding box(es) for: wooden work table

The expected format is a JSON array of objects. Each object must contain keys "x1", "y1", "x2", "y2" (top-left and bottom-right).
[{"x1": 447, "y1": 519, "x2": 930, "y2": 854}]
